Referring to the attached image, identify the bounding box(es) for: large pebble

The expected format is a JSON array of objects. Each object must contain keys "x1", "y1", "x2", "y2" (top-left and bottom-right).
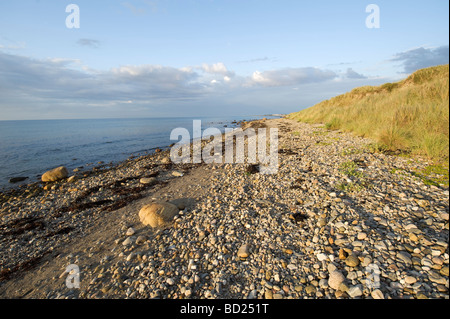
[
  {"x1": 345, "y1": 255, "x2": 360, "y2": 267},
  {"x1": 328, "y1": 271, "x2": 345, "y2": 290},
  {"x1": 347, "y1": 285, "x2": 363, "y2": 298},
  {"x1": 237, "y1": 244, "x2": 251, "y2": 259},
  {"x1": 139, "y1": 202, "x2": 179, "y2": 228},
  {"x1": 41, "y1": 166, "x2": 68, "y2": 182}
]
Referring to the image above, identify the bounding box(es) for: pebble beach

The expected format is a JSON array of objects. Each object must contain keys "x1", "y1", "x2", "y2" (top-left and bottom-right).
[{"x1": 0, "y1": 117, "x2": 448, "y2": 299}]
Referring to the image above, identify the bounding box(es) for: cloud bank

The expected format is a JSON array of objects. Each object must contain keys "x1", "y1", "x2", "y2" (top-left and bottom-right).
[
  {"x1": 0, "y1": 51, "x2": 390, "y2": 119},
  {"x1": 391, "y1": 45, "x2": 449, "y2": 73},
  {"x1": 249, "y1": 67, "x2": 337, "y2": 87}
]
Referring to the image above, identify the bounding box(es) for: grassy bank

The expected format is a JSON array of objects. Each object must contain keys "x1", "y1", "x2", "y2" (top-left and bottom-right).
[{"x1": 288, "y1": 65, "x2": 449, "y2": 163}]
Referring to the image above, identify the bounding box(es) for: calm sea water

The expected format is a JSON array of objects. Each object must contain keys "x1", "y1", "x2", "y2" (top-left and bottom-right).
[{"x1": 0, "y1": 116, "x2": 275, "y2": 190}]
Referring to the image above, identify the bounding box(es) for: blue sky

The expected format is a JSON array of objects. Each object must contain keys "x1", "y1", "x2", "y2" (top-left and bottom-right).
[{"x1": 0, "y1": 0, "x2": 448, "y2": 120}]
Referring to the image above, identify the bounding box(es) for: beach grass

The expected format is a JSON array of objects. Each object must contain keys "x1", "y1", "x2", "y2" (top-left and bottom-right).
[{"x1": 288, "y1": 64, "x2": 449, "y2": 162}]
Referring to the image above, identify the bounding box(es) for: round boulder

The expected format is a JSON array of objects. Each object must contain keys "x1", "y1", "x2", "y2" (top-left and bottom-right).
[
  {"x1": 139, "y1": 202, "x2": 179, "y2": 228},
  {"x1": 41, "y1": 166, "x2": 69, "y2": 182}
]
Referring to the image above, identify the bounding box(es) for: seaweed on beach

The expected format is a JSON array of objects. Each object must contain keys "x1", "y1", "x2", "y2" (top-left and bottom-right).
[
  {"x1": 44, "y1": 226, "x2": 75, "y2": 238},
  {"x1": 1, "y1": 216, "x2": 46, "y2": 236},
  {"x1": 279, "y1": 149, "x2": 298, "y2": 155},
  {"x1": 57, "y1": 175, "x2": 165, "y2": 215},
  {"x1": 111, "y1": 185, "x2": 147, "y2": 196},
  {"x1": 100, "y1": 193, "x2": 144, "y2": 213},
  {"x1": 59, "y1": 199, "x2": 114, "y2": 213},
  {"x1": 0, "y1": 253, "x2": 49, "y2": 282}
]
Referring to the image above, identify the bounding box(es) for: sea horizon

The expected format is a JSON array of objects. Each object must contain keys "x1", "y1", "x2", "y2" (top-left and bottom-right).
[{"x1": 0, "y1": 113, "x2": 284, "y2": 122}]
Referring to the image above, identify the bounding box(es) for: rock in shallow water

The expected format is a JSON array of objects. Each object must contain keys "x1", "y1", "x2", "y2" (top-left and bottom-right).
[
  {"x1": 9, "y1": 177, "x2": 28, "y2": 183},
  {"x1": 41, "y1": 166, "x2": 68, "y2": 182}
]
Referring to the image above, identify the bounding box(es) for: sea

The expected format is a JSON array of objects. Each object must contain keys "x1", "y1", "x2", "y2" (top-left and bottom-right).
[{"x1": 0, "y1": 115, "x2": 279, "y2": 191}]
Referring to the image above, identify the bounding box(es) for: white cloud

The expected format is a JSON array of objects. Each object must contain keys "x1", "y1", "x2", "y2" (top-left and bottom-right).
[
  {"x1": 0, "y1": 51, "x2": 392, "y2": 120},
  {"x1": 251, "y1": 70, "x2": 269, "y2": 85},
  {"x1": 248, "y1": 67, "x2": 337, "y2": 87},
  {"x1": 200, "y1": 62, "x2": 235, "y2": 77},
  {"x1": 0, "y1": 52, "x2": 203, "y2": 105}
]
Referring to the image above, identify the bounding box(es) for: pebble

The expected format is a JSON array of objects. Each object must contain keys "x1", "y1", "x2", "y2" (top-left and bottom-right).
[
  {"x1": 237, "y1": 244, "x2": 251, "y2": 259},
  {"x1": 345, "y1": 255, "x2": 360, "y2": 267},
  {"x1": 371, "y1": 289, "x2": 384, "y2": 299},
  {"x1": 166, "y1": 278, "x2": 175, "y2": 286},
  {"x1": 328, "y1": 271, "x2": 345, "y2": 290},
  {"x1": 140, "y1": 177, "x2": 157, "y2": 185},
  {"x1": 347, "y1": 285, "x2": 363, "y2": 298},
  {"x1": 397, "y1": 252, "x2": 412, "y2": 265},
  {"x1": 357, "y1": 232, "x2": 367, "y2": 240},
  {"x1": 136, "y1": 235, "x2": 147, "y2": 245},
  {"x1": 404, "y1": 276, "x2": 417, "y2": 285},
  {"x1": 319, "y1": 279, "x2": 328, "y2": 289},
  {"x1": 339, "y1": 248, "x2": 348, "y2": 260},
  {"x1": 122, "y1": 237, "x2": 133, "y2": 246},
  {"x1": 305, "y1": 285, "x2": 316, "y2": 294},
  {"x1": 172, "y1": 171, "x2": 184, "y2": 177}
]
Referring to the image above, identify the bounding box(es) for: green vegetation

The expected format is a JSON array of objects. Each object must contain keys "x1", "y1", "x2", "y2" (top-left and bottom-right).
[
  {"x1": 336, "y1": 181, "x2": 365, "y2": 193},
  {"x1": 336, "y1": 160, "x2": 369, "y2": 193},
  {"x1": 341, "y1": 147, "x2": 363, "y2": 156},
  {"x1": 339, "y1": 161, "x2": 364, "y2": 179},
  {"x1": 390, "y1": 163, "x2": 449, "y2": 187},
  {"x1": 288, "y1": 65, "x2": 449, "y2": 162},
  {"x1": 312, "y1": 130, "x2": 329, "y2": 136},
  {"x1": 412, "y1": 164, "x2": 449, "y2": 187}
]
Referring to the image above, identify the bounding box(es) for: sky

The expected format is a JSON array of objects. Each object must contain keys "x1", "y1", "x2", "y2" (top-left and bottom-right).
[{"x1": 0, "y1": 0, "x2": 448, "y2": 120}]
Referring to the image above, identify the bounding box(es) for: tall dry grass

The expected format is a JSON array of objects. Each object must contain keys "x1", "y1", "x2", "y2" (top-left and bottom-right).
[{"x1": 288, "y1": 65, "x2": 449, "y2": 161}]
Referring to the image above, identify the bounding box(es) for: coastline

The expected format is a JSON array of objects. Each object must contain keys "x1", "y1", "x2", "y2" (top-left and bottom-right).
[
  {"x1": 0, "y1": 117, "x2": 448, "y2": 299},
  {"x1": 0, "y1": 115, "x2": 279, "y2": 192}
]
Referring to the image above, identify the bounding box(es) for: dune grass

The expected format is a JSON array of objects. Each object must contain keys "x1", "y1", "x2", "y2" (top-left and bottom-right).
[{"x1": 288, "y1": 65, "x2": 449, "y2": 163}]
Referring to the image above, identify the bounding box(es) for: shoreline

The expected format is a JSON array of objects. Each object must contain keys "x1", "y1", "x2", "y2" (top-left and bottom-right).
[
  {"x1": 1, "y1": 115, "x2": 283, "y2": 192},
  {"x1": 0, "y1": 117, "x2": 448, "y2": 299}
]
